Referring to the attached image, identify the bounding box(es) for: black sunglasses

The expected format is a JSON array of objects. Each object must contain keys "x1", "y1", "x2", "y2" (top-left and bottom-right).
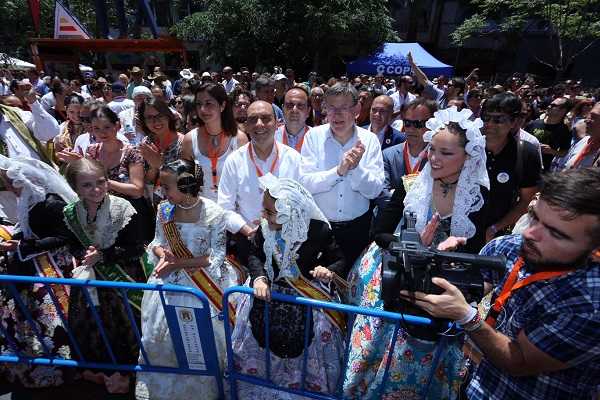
[
  {"x1": 403, "y1": 119, "x2": 428, "y2": 129},
  {"x1": 481, "y1": 114, "x2": 513, "y2": 124}
]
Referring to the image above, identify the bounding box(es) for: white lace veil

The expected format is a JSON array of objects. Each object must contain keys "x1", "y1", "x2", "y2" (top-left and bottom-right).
[
  {"x1": 258, "y1": 173, "x2": 329, "y2": 282},
  {"x1": 403, "y1": 107, "x2": 489, "y2": 239},
  {"x1": 0, "y1": 155, "x2": 78, "y2": 238}
]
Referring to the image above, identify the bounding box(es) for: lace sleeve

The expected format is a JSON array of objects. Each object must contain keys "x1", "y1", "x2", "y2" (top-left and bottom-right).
[
  {"x1": 205, "y1": 210, "x2": 226, "y2": 280},
  {"x1": 146, "y1": 211, "x2": 167, "y2": 266}
]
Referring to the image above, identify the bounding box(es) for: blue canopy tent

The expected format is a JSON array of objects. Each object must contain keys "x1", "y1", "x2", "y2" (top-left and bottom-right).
[{"x1": 346, "y1": 42, "x2": 453, "y2": 78}]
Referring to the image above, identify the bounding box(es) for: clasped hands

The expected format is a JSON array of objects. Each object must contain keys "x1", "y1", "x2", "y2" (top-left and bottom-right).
[{"x1": 337, "y1": 140, "x2": 365, "y2": 176}]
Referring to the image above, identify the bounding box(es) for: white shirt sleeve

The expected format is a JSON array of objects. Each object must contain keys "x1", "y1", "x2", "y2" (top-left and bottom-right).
[
  {"x1": 24, "y1": 101, "x2": 60, "y2": 142},
  {"x1": 217, "y1": 155, "x2": 247, "y2": 233},
  {"x1": 299, "y1": 129, "x2": 343, "y2": 194},
  {"x1": 347, "y1": 135, "x2": 385, "y2": 199}
]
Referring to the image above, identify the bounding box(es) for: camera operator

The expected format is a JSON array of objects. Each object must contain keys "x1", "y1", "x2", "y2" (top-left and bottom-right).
[
  {"x1": 343, "y1": 107, "x2": 490, "y2": 399},
  {"x1": 401, "y1": 168, "x2": 600, "y2": 400}
]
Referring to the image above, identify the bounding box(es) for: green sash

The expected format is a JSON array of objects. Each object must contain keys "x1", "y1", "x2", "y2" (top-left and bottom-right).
[
  {"x1": 63, "y1": 202, "x2": 142, "y2": 311},
  {"x1": 0, "y1": 104, "x2": 55, "y2": 166}
]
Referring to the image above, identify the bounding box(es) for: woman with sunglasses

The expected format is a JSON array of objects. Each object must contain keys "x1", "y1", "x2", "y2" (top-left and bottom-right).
[{"x1": 181, "y1": 82, "x2": 248, "y2": 201}]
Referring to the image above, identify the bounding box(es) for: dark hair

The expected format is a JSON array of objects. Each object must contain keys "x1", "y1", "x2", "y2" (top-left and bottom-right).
[
  {"x1": 255, "y1": 77, "x2": 274, "y2": 91},
  {"x1": 481, "y1": 92, "x2": 521, "y2": 119},
  {"x1": 64, "y1": 93, "x2": 85, "y2": 109},
  {"x1": 444, "y1": 122, "x2": 468, "y2": 147},
  {"x1": 137, "y1": 97, "x2": 178, "y2": 137},
  {"x1": 230, "y1": 87, "x2": 255, "y2": 104},
  {"x1": 90, "y1": 105, "x2": 119, "y2": 124},
  {"x1": 160, "y1": 159, "x2": 203, "y2": 196},
  {"x1": 404, "y1": 97, "x2": 438, "y2": 116},
  {"x1": 449, "y1": 77, "x2": 466, "y2": 93},
  {"x1": 540, "y1": 168, "x2": 600, "y2": 244},
  {"x1": 194, "y1": 82, "x2": 237, "y2": 137},
  {"x1": 64, "y1": 158, "x2": 107, "y2": 190}
]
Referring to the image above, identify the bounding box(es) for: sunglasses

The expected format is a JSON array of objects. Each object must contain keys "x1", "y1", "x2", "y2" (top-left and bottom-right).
[
  {"x1": 403, "y1": 119, "x2": 428, "y2": 129},
  {"x1": 481, "y1": 114, "x2": 513, "y2": 124}
]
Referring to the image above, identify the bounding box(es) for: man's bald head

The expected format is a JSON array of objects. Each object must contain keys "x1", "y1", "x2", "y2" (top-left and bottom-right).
[
  {"x1": 247, "y1": 100, "x2": 275, "y2": 119},
  {"x1": 246, "y1": 100, "x2": 277, "y2": 149},
  {"x1": 370, "y1": 95, "x2": 394, "y2": 132}
]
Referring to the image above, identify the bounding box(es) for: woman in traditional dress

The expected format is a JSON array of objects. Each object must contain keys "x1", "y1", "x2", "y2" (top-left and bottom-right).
[
  {"x1": 138, "y1": 98, "x2": 185, "y2": 206},
  {"x1": 135, "y1": 159, "x2": 244, "y2": 400},
  {"x1": 343, "y1": 107, "x2": 490, "y2": 400},
  {"x1": 63, "y1": 158, "x2": 146, "y2": 394},
  {"x1": 85, "y1": 105, "x2": 154, "y2": 242},
  {"x1": 181, "y1": 82, "x2": 248, "y2": 201},
  {"x1": 231, "y1": 174, "x2": 347, "y2": 399},
  {"x1": 0, "y1": 155, "x2": 78, "y2": 388}
]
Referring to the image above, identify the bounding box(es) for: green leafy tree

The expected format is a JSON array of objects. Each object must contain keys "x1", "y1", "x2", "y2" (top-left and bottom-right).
[
  {"x1": 451, "y1": 0, "x2": 600, "y2": 77},
  {"x1": 171, "y1": 0, "x2": 398, "y2": 74}
]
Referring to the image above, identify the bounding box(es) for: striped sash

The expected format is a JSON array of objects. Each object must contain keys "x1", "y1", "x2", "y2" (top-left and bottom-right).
[{"x1": 158, "y1": 201, "x2": 241, "y2": 326}]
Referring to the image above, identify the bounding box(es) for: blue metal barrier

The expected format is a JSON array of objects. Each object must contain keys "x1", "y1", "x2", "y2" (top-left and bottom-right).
[
  {"x1": 222, "y1": 285, "x2": 450, "y2": 400},
  {"x1": 0, "y1": 274, "x2": 224, "y2": 398}
]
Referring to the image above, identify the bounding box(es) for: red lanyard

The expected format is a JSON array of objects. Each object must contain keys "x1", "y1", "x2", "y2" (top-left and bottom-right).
[
  {"x1": 281, "y1": 125, "x2": 309, "y2": 152},
  {"x1": 203, "y1": 128, "x2": 227, "y2": 189},
  {"x1": 569, "y1": 138, "x2": 600, "y2": 169},
  {"x1": 248, "y1": 142, "x2": 279, "y2": 177},
  {"x1": 403, "y1": 143, "x2": 427, "y2": 175},
  {"x1": 486, "y1": 257, "x2": 573, "y2": 328}
]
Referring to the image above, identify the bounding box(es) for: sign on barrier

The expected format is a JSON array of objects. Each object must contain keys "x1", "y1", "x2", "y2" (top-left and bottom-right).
[{"x1": 0, "y1": 274, "x2": 224, "y2": 398}]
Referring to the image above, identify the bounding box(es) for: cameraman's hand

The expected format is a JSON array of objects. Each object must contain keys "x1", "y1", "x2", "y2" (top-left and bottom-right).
[
  {"x1": 437, "y1": 236, "x2": 467, "y2": 252},
  {"x1": 399, "y1": 277, "x2": 471, "y2": 321}
]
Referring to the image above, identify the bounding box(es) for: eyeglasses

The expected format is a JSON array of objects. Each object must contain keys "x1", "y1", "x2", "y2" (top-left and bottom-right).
[
  {"x1": 246, "y1": 114, "x2": 274, "y2": 124},
  {"x1": 326, "y1": 105, "x2": 354, "y2": 115},
  {"x1": 284, "y1": 102, "x2": 308, "y2": 111},
  {"x1": 403, "y1": 119, "x2": 428, "y2": 129},
  {"x1": 234, "y1": 102, "x2": 250, "y2": 108},
  {"x1": 144, "y1": 114, "x2": 167, "y2": 123},
  {"x1": 481, "y1": 114, "x2": 513, "y2": 124}
]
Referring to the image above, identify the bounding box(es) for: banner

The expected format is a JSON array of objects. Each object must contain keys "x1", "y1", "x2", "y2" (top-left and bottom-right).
[
  {"x1": 54, "y1": 0, "x2": 92, "y2": 39},
  {"x1": 27, "y1": 0, "x2": 41, "y2": 33}
]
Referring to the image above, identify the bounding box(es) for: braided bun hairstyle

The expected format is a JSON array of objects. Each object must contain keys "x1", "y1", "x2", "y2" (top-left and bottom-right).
[{"x1": 160, "y1": 159, "x2": 203, "y2": 197}]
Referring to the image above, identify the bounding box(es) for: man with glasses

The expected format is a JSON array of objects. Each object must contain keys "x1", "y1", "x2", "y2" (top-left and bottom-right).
[
  {"x1": 389, "y1": 75, "x2": 416, "y2": 114},
  {"x1": 482, "y1": 93, "x2": 541, "y2": 242},
  {"x1": 378, "y1": 98, "x2": 437, "y2": 208},
  {"x1": 525, "y1": 97, "x2": 573, "y2": 171},
  {"x1": 366, "y1": 95, "x2": 404, "y2": 151},
  {"x1": 218, "y1": 100, "x2": 301, "y2": 264},
  {"x1": 300, "y1": 83, "x2": 384, "y2": 270},
  {"x1": 275, "y1": 87, "x2": 310, "y2": 152}
]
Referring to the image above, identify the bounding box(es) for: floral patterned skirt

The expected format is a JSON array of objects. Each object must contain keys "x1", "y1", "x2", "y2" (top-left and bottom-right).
[
  {"x1": 343, "y1": 242, "x2": 465, "y2": 400},
  {"x1": 231, "y1": 282, "x2": 345, "y2": 399},
  {"x1": 0, "y1": 247, "x2": 73, "y2": 388}
]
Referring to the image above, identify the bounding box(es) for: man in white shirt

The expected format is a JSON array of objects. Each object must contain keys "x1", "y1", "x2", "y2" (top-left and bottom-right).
[
  {"x1": 118, "y1": 85, "x2": 151, "y2": 145},
  {"x1": 274, "y1": 87, "x2": 310, "y2": 152},
  {"x1": 300, "y1": 83, "x2": 384, "y2": 270},
  {"x1": 218, "y1": 100, "x2": 301, "y2": 263},
  {"x1": 221, "y1": 66, "x2": 239, "y2": 94},
  {"x1": 390, "y1": 75, "x2": 416, "y2": 113},
  {"x1": 107, "y1": 82, "x2": 135, "y2": 115},
  {"x1": 0, "y1": 90, "x2": 59, "y2": 222}
]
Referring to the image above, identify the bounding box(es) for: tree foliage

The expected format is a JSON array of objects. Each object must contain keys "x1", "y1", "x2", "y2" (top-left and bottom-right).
[
  {"x1": 451, "y1": 0, "x2": 600, "y2": 75},
  {"x1": 171, "y1": 0, "x2": 399, "y2": 74}
]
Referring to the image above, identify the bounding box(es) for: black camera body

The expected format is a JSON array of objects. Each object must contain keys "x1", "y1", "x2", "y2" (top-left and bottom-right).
[{"x1": 379, "y1": 213, "x2": 506, "y2": 321}]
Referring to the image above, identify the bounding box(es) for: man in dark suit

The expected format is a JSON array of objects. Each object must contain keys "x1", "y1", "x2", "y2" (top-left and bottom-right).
[
  {"x1": 375, "y1": 98, "x2": 438, "y2": 210},
  {"x1": 364, "y1": 95, "x2": 405, "y2": 151}
]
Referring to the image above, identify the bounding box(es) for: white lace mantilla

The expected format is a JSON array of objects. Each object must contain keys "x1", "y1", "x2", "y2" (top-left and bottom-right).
[
  {"x1": 403, "y1": 107, "x2": 489, "y2": 239},
  {"x1": 0, "y1": 155, "x2": 78, "y2": 239}
]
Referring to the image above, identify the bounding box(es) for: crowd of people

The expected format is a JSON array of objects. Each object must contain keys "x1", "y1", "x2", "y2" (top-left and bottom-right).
[{"x1": 0, "y1": 59, "x2": 599, "y2": 400}]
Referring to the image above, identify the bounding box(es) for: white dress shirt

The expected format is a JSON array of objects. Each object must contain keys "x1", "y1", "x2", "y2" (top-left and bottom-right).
[
  {"x1": 221, "y1": 78, "x2": 239, "y2": 94},
  {"x1": 300, "y1": 124, "x2": 384, "y2": 222},
  {"x1": 0, "y1": 101, "x2": 59, "y2": 159},
  {"x1": 218, "y1": 141, "x2": 301, "y2": 232},
  {"x1": 390, "y1": 90, "x2": 416, "y2": 112}
]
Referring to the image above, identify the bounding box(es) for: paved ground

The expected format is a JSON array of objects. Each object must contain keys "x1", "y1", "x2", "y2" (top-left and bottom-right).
[{"x1": 0, "y1": 377, "x2": 134, "y2": 400}]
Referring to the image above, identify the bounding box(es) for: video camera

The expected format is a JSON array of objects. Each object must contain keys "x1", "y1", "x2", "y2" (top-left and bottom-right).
[{"x1": 377, "y1": 213, "x2": 506, "y2": 329}]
